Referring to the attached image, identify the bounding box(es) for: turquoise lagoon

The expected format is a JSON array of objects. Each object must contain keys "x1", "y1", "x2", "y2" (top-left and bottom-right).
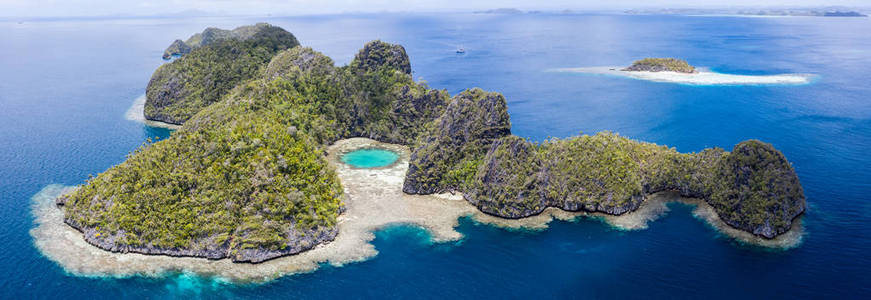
[{"x1": 340, "y1": 148, "x2": 400, "y2": 168}]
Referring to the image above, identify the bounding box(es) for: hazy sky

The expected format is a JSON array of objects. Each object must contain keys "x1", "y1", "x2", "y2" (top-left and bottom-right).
[{"x1": 1, "y1": 0, "x2": 868, "y2": 17}]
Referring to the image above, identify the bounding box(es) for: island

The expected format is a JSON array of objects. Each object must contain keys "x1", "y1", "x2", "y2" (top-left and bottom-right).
[
  {"x1": 551, "y1": 58, "x2": 812, "y2": 85},
  {"x1": 622, "y1": 58, "x2": 696, "y2": 73},
  {"x1": 624, "y1": 7, "x2": 868, "y2": 17},
  {"x1": 44, "y1": 24, "x2": 805, "y2": 269},
  {"x1": 823, "y1": 11, "x2": 867, "y2": 17}
]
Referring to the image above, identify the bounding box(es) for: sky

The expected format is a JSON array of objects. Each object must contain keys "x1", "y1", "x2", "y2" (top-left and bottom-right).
[{"x1": 0, "y1": 0, "x2": 868, "y2": 18}]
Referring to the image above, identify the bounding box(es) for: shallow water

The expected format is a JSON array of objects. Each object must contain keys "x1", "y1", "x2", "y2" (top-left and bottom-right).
[
  {"x1": 2, "y1": 13, "x2": 871, "y2": 298},
  {"x1": 340, "y1": 148, "x2": 399, "y2": 168}
]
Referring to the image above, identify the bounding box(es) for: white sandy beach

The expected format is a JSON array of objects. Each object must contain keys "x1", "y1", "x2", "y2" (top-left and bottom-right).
[
  {"x1": 124, "y1": 94, "x2": 182, "y2": 130},
  {"x1": 30, "y1": 138, "x2": 802, "y2": 282},
  {"x1": 551, "y1": 66, "x2": 814, "y2": 85}
]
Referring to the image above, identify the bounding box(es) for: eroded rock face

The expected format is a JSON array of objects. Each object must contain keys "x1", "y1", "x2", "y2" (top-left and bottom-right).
[
  {"x1": 466, "y1": 133, "x2": 646, "y2": 218},
  {"x1": 708, "y1": 140, "x2": 806, "y2": 238},
  {"x1": 349, "y1": 40, "x2": 412, "y2": 75},
  {"x1": 403, "y1": 88, "x2": 511, "y2": 194},
  {"x1": 466, "y1": 136, "x2": 545, "y2": 218}
]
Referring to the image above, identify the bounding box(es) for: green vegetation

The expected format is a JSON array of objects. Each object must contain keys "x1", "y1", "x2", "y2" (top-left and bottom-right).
[
  {"x1": 623, "y1": 58, "x2": 696, "y2": 73},
  {"x1": 145, "y1": 24, "x2": 300, "y2": 124},
  {"x1": 162, "y1": 23, "x2": 281, "y2": 59}
]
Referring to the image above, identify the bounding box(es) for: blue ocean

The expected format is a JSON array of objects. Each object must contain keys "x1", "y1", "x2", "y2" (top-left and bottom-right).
[{"x1": 2, "y1": 13, "x2": 870, "y2": 298}]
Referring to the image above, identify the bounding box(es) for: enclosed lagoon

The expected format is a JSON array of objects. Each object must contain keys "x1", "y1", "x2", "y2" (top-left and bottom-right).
[{"x1": 340, "y1": 148, "x2": 400, "y2": 168}]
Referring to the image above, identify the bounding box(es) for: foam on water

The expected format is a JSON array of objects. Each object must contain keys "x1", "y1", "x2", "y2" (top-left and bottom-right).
[{"x1": 124, "y1": 94, "x2": 182, "y2": 130}]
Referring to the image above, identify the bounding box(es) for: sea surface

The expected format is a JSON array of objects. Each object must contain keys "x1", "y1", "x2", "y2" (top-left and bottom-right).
[{"x1": 2, "y1": 13, "x2": 870, "y2": 298}]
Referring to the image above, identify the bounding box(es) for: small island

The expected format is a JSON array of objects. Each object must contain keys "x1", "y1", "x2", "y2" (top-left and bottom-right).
[
  {"x1": 552, "y1": 58, "x2": 812, "y2": 85},
  {"x1": 622, "y1": 58, "x2": 696, "y2": 73},
  {"x1": 34, "y1": 24, "x2": 807, "y2": 280}
]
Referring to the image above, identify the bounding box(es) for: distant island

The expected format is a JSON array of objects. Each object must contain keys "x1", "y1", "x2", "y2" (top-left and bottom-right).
[
  {"x1": 823, "y1": 11, "x2": 867, "y2": 17},
  {"x1": 552, "y1": 57, "x2": 813, "y2": 85},
  {"x1": 473, "y1": 8, "x2": 524, "y2": 14},
  {"x1": 160, "y1": 23, "x2": 292, "y2": 60},
  {"x1": 40, "y1": 24, "x2": 805, "y2": 273},
  {"x1": 625, "y1": 7, "x2": 868, "y2": 17},
  {"x1": 622, "y1": 58, "x2": 696, "y2": 73}
]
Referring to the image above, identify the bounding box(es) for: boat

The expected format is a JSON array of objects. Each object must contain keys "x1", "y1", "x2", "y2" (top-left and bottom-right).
[{"x1": 456, "y1": 46, "x2": 465, "y2": 54}]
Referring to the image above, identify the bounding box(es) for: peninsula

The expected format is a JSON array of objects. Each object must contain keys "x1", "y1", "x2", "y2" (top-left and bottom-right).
[{"x1": 46, "y1": 24, "x2": 806, "y2": 268}]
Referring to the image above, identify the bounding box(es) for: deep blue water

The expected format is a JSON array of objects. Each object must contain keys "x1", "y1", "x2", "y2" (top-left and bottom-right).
[
  {"x1": 2, "y1": 13, "x2": 870, "y2": 298},
  {"x1": 341, "y1": 148, "x2": 399, "y2": 168}
]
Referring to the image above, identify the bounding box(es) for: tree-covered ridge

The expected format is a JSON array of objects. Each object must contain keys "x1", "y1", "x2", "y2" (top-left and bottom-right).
[
  {"x1": 623, "y1": 58, "x2": 696, "y2": 73},
  {"x1": 161, "y1": 23, "x2": 286, "y2": 59},
  {"x1": 145, "y1": 24, "x2": 300, "y2": 125},
  {"x1": 404, "y1": 95, "x2": 806, "y2": 236}
]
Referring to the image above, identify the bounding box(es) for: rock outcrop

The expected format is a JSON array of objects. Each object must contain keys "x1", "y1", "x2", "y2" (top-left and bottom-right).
[
  {"x1": 349, "y1": 40, "x2": 412, "y2": 75},
  {"x1": 162, "y1": 39, "x2": 192, "y2": 60},
  {"x1": 708, "y1": 140, "x2": 806, "y2": 238},
  {"x1": 403, "y1": 88, "x2": 511, "y2": 194}
]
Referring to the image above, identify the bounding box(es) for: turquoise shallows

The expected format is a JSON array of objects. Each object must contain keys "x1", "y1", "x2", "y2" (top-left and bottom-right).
[{"x1": 340, "y1": 148, "x2": 399, "y2": 168}]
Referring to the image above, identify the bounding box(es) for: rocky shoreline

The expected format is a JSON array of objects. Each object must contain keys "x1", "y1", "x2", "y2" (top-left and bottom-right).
[{"x1": 54, "y1": 199, "x2": 338, "y2": 263}]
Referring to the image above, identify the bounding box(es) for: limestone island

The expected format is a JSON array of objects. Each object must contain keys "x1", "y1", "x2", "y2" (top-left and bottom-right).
[
  {"x1": 552, "y1": 57, "x2": 813, "y2": 85},
  {"x1": 622, "y1": 58, "x2": 696, "y2": 73},
  {"x1": 33, "y1": 24, "x2": 806, "y2": 281}
]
